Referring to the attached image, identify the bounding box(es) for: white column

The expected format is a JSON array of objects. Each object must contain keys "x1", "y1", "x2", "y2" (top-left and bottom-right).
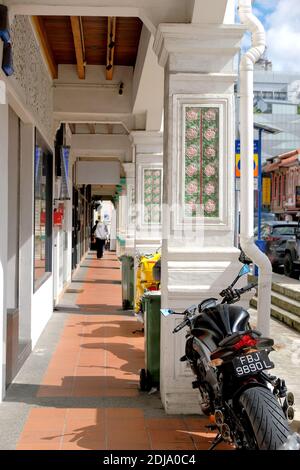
[
  {"x1": 131, "y1": 131, "x2": 163, "y2": 256},
  {"x1": 0, "y1": 88, "x2": 9, "y2": 400},
  {"x1": 19, "y1": 123, "x2": 34, "y2": 347},
  {"x1": 122, "y1": 163, "x2": 136, "y2": 256},
  {"x1": 153, "y1": 24, "x2": 245, "y2": 413},
  {"x1": 110, "y1": 206, "x2": 117, "y2": 251}
]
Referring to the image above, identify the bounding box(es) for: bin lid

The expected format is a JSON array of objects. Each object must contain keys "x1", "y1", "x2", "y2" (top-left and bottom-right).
[{"x1": 143, "y1": 290, "x2": 161, "y2": 298}]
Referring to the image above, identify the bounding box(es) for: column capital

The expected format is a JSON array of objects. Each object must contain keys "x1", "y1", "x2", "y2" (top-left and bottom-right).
[
  {"x1": 122, "y1": 162, "x2": 135, "y2": 179},
  {"x1": 130, "y1": 130, "x2": 163, "y2": 155},
  {"x1": 153, "y1": 23, "x2": 244, "y2": 72}
]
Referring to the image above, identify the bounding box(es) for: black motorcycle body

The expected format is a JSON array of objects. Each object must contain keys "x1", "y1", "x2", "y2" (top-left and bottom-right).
[{"x1": 168, "y1": 267, "x2": 293, "y2": 450}]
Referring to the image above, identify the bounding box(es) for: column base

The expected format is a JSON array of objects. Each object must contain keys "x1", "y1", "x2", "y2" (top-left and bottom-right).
[{"x1": 160, "y1": 246, "x2": 253, "y2": 414}]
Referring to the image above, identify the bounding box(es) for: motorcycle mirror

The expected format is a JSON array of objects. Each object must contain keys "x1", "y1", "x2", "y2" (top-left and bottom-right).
[
  {"x1": 238, "y1": 264, "x2": 250, "y2": 277},
  {"x1": 238, "y1": 250, "x2": 251, "y2": 265},
  {"x1": 160, "y1": 309, "x2": 175, "y2": 317}
]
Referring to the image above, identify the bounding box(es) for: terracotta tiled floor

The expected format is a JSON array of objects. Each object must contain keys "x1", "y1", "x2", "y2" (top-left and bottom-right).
[{"x1": 16, "y1": 251, "x2": 232, "y2": 451}]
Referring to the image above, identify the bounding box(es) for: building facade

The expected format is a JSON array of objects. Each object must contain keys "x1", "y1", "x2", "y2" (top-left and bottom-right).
[
  {"x1": 0, "y1": 0, "x2": 248, "y2": 413},
  {"x1": 263, "y1": 149, "x2": 300, "y2": 218}
]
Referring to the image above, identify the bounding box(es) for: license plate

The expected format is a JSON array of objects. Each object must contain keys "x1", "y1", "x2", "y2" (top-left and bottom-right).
[{"x1": 233, "y1": 350, "x2": 274, "y2": 377}]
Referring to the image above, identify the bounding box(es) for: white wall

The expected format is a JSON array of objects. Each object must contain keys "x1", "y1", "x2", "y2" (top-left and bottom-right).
[
  {"x1": 71, "y1": 134, "x2": 131, "y2": 161},
  {"x1": 18, "y1": 123, "x2": 34, "y2": 345},
  {"x1": 54, "y1": 65, "x2": 133, "y2": 120},
  {"x1": 132, "y1": 26, "x2": 164, "y2": 131},
  {"x1": 0, "y1": 100, "x2": 9, "y2": 400},
  {"x1": 76, "y1": 161, "x2": 121, "y2": 185},
  {"x1": 31, "y1": 277, "x2": 53, "y2": 347},
  {"x1": 7, "y1": 107, "x2": 20, "y2": 309}
]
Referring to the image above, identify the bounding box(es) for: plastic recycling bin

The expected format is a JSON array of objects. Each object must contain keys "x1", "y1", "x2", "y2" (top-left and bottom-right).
[
  {"x1": 119, "y1": 255, "x2": 134, "y2": 310},
  {"x1": 139, "y1": 291, "x2": 161, "y2": 391}
]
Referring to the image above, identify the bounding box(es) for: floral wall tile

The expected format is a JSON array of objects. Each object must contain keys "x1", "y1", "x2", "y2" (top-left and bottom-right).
[
  {"x1": 143, "y1": 169, "x2": 162, "y2": 224},
  {"x1": 184, "y1": 106, "x2": 219, "y2": 217}
]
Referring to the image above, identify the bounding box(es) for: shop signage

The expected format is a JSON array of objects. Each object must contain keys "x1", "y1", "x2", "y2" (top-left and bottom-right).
[
  {"x1": 235, "y1": 140, "x2": 259, "y2": 178},
  {"x1": 262, "y1": 177, "x2": 271, "y2": 205},
  {"x1": 54, "y1": 204, "x2": 64, "y2": 226},
  {"x1": 59, "y1": 146, "x2": 71, "y2": 200}
]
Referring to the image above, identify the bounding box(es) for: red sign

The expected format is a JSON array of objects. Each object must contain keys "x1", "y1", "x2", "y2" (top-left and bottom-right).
[
  {"x1": 54, "y1": 209, "x2": 63, "y2": 225},
  {"x1": 40, "y1": 210, "x2": 46, "y2": 225}
]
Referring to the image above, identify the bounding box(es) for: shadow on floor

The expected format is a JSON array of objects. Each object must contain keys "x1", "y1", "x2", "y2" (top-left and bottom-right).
[
  {"x1": 71, "y1": 279, "x2": 121, "y2": 285},
  {"x1": 76, "y1": 320, "x2": 143, "y2": 339}
]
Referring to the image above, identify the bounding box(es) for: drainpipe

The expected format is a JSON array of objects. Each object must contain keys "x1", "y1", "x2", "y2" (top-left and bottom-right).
[{"x1": 238, "y1": 0, "x2": 272, "y2": 336}]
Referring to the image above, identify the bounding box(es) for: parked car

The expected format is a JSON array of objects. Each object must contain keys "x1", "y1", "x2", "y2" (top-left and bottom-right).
[
  {"x1": 254, "y1": 211, "x2": 277, "y2": 230},
  {"x1": 254, "y1": 221, "x2": 298, "y2": 272},
  {"x1": 283, "y1": 217, "x2": 300, "y2": 278}
]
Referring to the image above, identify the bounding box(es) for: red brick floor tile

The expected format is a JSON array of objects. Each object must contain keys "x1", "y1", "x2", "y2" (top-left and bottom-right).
[{"x1": 16, "y1": 252, "x2": 231, "y2": 451}]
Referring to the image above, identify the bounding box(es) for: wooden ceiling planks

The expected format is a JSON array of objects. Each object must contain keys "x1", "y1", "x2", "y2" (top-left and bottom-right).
[
  {"x1": 36, "y1": 15, "x2": 143, "y2": 77},
  {"x1": 42, "y1": 16, "x2": 76, "y2": 64},
  {"x1": 114, "y1": 17, "x2": 142, "y2": 66},
  {"x1": 82, "y1": 16, "x2": 107, "y2": 65}
]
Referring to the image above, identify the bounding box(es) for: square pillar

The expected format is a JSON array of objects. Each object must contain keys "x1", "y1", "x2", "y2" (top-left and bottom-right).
[
  {"x1": 153, "y1": 23, "x2": 244, "y2": 413},
  {"x1": 0, "y1": 90, "x2": 9, "y2": 400},
  {"x1": 131, "y1": 131, "x2": 163, "y2": 256}
]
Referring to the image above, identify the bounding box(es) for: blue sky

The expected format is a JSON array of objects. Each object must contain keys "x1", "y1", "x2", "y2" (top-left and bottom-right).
[{"x1": 237, "y1": 0, "x2": 300, "y2": 72}]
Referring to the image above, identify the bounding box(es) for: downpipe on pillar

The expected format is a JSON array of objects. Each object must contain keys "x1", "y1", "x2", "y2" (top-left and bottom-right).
[{"x1": 238, "y1": 0, "x2": 272, "y2": 336}]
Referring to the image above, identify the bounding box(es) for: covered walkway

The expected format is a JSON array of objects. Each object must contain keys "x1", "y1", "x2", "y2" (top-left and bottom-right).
[{"x1": 0, "y1": 251, "x2": 231, "y2": 450}]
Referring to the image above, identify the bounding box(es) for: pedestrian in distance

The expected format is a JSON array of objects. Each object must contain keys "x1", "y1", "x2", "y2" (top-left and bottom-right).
[{"x1": 94, "y1": 219, "x2": 108, "y2": 259}]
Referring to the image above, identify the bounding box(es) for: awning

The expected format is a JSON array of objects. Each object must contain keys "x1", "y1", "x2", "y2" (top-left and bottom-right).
[
  {"x1": 263, "y1": 162, "x2": 280, "y2": 172},
  {"x1": 279, "y1": 155, "x2": 299, "y2": 167}
]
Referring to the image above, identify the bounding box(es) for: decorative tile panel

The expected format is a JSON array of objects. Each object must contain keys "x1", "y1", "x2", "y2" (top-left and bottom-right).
[
  {"x1": 184, "y1": 106, "x2": 219, "y2": 217},
  {"x1": 143, "y1": 169, "x2": 162, "y2": 224}
]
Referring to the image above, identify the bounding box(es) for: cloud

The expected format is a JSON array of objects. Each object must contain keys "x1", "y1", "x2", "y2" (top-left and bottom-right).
[
  {"x1": 264, "y1": 0, "x2": 300, "y2": 71},
  {"x1": 236, "y1": 0, "x2": 300, "y2": 72}
]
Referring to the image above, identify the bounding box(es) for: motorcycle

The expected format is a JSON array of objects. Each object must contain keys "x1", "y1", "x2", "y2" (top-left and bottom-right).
[{"x1": 161, "y1": 262, "x2": 294, "y2": 450}]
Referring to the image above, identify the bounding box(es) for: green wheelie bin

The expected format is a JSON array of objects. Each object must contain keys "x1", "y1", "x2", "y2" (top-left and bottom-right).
[
  {"x1": 139, "y1": 291, "x2": 161, "y2": 391},
  {"x1": 119, "y1": 255, "x2": 134, "y2": 310}
]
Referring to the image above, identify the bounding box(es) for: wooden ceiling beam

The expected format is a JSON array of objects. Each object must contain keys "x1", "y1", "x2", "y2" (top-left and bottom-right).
[
  {"x1": 70, "y1": 16, "x2": 85, "y2": 79},
  {"x1": 69, "y1": 123, "x2": 76, "y2": 134},
  {"x1": 106, "y1": 17, "x2": 116, "y2": 80},
  {"x1": 107, "y1": 123, "x2": 113, "y2": 134},
  {"x1": 32, "y1": 16, "x2": 58, "y2": 79},
  {"x1": 88, "y1": 124, "x2": 96, "y2": 134}
]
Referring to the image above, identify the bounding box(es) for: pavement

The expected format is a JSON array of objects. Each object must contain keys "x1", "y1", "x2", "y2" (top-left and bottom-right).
[
  {"x1": 0, "y1": 251, "x2": 231, "y2": 451},
  {"x1": 249, "y1": 306, "x2": 300, "y2": 426},
  {"x1": 0, "y1": 251, "x2": 298, "y2": 450}
]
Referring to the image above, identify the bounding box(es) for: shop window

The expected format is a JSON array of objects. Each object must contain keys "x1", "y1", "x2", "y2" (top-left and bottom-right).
[
  {"x1": 34, "y1": 129, "x2": 53, "y2": 291},
  {"x1": 262, "y1": 91, "x2": 273, "y2": 100},
  {"x1": 274, "y1": 91, "x2": 287, "y2": 101}
]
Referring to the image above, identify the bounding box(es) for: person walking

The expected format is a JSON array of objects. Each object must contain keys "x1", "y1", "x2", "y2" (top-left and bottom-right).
[{"x1": 95, "y1": 219, "x2": 108, "y2": 259}]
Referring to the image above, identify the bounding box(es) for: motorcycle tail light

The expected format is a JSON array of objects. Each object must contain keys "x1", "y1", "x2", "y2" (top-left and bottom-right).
[{"x1": 232, "y1": 334, "x2": 257, "y2": 351}]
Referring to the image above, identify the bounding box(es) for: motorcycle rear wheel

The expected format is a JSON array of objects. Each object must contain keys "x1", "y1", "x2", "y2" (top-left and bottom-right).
[{"x1": 239, "y1": 386, "x2": 290, "y2": 450}]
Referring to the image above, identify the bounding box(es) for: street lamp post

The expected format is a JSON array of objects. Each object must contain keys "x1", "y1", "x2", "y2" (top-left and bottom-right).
[{"x1": 253, "y1": 122, "x2": 282, "y2": 275}]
